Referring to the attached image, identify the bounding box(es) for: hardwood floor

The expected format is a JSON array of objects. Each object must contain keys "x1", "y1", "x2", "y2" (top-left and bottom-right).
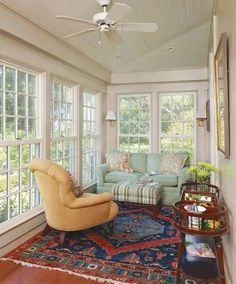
[{"x1": 0, "y1": 261, "x2": 106, "y2": 284}]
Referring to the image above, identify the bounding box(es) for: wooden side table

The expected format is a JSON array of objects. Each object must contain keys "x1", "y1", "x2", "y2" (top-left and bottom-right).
[{"x1": 174, "y1": 201, "x2": 228, "y2": 283}]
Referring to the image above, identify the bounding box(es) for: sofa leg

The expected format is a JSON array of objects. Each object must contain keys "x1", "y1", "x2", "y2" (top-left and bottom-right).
[
  {"x1": 59, "y1": 231, "x2": 67, "y2": 246},
  {"x1": 108, "y1": 220, "x2": 114, "y2": 235}
]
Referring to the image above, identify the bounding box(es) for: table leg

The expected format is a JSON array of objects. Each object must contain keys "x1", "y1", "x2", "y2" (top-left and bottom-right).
[{"x1": 215, "y1": 237, "x2": 225, "y2": 284}]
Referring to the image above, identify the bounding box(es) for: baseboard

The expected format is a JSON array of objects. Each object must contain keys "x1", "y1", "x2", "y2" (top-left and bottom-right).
[{"x1": 0, "y1": 222, "x2": 46, "y2": 257}]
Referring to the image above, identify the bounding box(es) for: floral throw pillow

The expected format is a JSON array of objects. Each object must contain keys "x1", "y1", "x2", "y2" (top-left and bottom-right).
[
  {"x1": 106, "y1": 152, "x2": 128, "y2": 172},
  {"x1": 160, "y1": 152, "x2": 188, "y2": 174}
]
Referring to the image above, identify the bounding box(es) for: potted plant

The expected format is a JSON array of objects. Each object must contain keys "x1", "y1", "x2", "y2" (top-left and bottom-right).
[{"x1": 188, "y1": 162, "x2": 218, "y2": 191}]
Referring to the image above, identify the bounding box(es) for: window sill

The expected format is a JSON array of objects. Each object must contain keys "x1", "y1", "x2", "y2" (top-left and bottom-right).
[
  {"x1": 0, "y1": 205, "x2": 45, "y2": 235},
  {"x1": 83, "y1": 181, "x2": 96, "y2": 192}
]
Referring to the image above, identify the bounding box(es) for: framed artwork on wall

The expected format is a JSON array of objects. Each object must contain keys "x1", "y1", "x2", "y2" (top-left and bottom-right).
[{"x1": 214, "y1": 32, "x2": 230, "y2": 159}]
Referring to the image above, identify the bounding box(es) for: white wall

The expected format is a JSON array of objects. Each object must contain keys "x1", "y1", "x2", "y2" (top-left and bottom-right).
[
  {"x1": 211, "y1": 1, "x2": 236, "y2": 283},
  {"x1": 107, "y1": 68, "x2": 210, "y2": 162},
  {"x1": 0, "y1": 7, "x2": 108, "y2": 256}
]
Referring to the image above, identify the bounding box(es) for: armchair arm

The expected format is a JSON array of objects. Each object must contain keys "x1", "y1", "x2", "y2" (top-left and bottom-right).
[
  {"x1": 95, "y1": 163, "x2": 108, "y2": 187},
  {"x1": 68, "y1": 192, "x2": 113, "y2": 209},
  {"x1": 178, "y1": 166, "x2": 192, "y2": 190}
]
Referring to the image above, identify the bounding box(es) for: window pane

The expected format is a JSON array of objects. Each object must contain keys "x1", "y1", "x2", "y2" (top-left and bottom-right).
[
  {"x1": 9, "y1": 145, "x2": 19, "y2": 169},
  {"x1": 22, "y1": 169, "x2": 30, "y2": 189},
  {"x1": 10, "y1": 193, "x2": 20, "y2": 218},
  {"x1": 28, "y1": 118, "x2": 36, "y2": 139},
  {"x1": 28, "y1": 96, "x2": 36, "y2": 117},
  {"x1": 5, "y1": 92, "x2": 15, "y2": 116},
  {"x1": 120, "y1": 121, "x2": 129, "y2": 134},
  {"x1": 0, "y1": 91, "x2": 3, "y2": 115},
  {"x1": 0, "y1": 174, "x2": 7, "y2": 197},
  {"x1": 0, "y1": 65, "x2": 3, "y2": 90},
  {"x1": 17, "y1": 94, "x2": 26, "y2": 116},
  {"x1": 119, "y1": 137, "x2": 129, "y2": 152},
  {"x1": 0, "y1": 147, "x2": 7, "y2": 170},
  {"x1": 17, "y1": 71, "x2": 26, "y2": 93},
  {"x1": 28, "y1": 74, "x2": 36, "y2": 95},
  {"x1": 0, "y1": 117, "x2": 2, "y2": 140},
  {"x1": 5, "y1": 68, "x2": 15, "y2": 91},
  {"x1": 22, "y1": 144, "x2": 30, "y2": 167},
  {"x1": 17, "y1": 118, "x2": 27, "y2": 139},
  {"x1": 5, "y1": 117, "x2": 15, "y2": 140},
  {"x1": 21, "y1": 190, "x2": 30, "y2": 213},
  {"x1": 0, "y1": 198, "x2": 8, "y2": 223},
  {"x1": 9, "y1": 171, "x2": 19, "y2": 192}
]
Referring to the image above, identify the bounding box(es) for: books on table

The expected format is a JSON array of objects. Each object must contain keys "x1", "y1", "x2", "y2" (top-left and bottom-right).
[
  {"x1": 184, "y1": 193, "x2": 212, "y2": 202},
  {"x1": 185, "y1": 242, "x2": 215, "y2": 258}
]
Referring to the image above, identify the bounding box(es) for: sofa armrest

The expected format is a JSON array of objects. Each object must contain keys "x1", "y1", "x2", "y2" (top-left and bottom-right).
[
  {"x1": 178, "y1": 166, "x2": 192, "y2": 189},
  {"x1": 69, "y1": 192, "x2": 112, "y2": 209},
  {"x1": 95, "y1": 163, "x2": 108, "y2": 187}
]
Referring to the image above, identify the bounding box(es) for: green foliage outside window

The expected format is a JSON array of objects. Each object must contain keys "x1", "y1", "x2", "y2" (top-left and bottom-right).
[{"x1": 118, "y1": 95, "x2": 150, "y2": 153}]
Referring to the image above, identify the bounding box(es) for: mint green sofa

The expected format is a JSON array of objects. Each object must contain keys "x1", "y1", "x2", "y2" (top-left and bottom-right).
[{"x1": 95, "y1": 152, "x2": 191, "y2": 206}]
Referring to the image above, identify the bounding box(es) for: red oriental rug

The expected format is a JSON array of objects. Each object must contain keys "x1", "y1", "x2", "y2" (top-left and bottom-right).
[{"x1": 1, "y1": 204, "x2": 184, "y2": 284}]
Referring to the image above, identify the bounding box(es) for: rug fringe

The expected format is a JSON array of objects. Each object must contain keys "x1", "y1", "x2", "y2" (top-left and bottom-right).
[{"x1": 0, "y1": 258, "x2": 129, "y2": 284}]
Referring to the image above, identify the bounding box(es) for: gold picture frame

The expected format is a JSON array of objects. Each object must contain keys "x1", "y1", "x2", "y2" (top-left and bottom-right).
[{"x1": 215, "y1": 32, "x2": 230, "y2": 159}]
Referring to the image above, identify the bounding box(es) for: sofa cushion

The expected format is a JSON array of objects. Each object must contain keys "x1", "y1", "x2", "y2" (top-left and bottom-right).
[
  {"x1": 104, "y1": 171, "x2": 141, "y2": 183},
  {"x1": 152, "y1": 174, "x2": 178, "y2": 187},
  {"x1": 146, "y1": 153, "x2": 161, "y2": 173},
  {"x1": 129, "y1": 153, "x2": 147, "y2": 173},
  {"x1": 160, "y1": 152, "x2": 188, "y2": 174}
]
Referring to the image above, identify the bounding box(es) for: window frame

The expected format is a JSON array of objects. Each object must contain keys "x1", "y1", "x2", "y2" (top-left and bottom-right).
[
  {"x1": 50, "y1": 78, "x2": 77, "y2": 177},
  {"x1": 81, "y1": 88, "x2": 100, "y2": 187},
  {"x1": 159, "y1": 91, "x2": 197, "y2": 162},
  {"x1": 0, "y1": 60, "x2": 43, "y2": 232},
  {"x1": 117, "y1": 93, "x2": 151, "y2": 153}
]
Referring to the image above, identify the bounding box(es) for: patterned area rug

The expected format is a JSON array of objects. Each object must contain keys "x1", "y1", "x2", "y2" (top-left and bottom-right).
[{"x1": 1, "y1": 203, "x2": 184, "y2": 284}]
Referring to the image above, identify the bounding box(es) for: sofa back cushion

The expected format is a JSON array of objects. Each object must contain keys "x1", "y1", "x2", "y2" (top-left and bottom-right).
[
  {"x1": 129, "y1": 153, "x2": 147, "y2": 173},
  {"x1": 160, "y1": 152, "x2": 188, "y2": 174},
  {"x1": 146, "y1": 153, "x2": 162, "y2": 173}
]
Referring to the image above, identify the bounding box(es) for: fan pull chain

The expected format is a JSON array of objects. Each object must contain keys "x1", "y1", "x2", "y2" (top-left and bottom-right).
[{"x1": 98, "y1": 28, "x2": 101, "y2": 45}]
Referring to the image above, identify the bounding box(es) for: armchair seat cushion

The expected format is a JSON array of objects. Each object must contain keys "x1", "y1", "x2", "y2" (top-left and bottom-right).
[
  {"x1": 152, "y1": 174, "x2": 178, "y2": 187},
  {"x1": 105, "y1": 171, "x2": 141, "y2": 183}
]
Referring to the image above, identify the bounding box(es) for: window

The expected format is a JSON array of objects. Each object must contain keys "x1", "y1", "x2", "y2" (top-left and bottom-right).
[
  {"x1": 160, "y1": 92, "x2": 196, "y2": 162},
  {"x1": 118, "y1": 95, "x2": 150, "y2": 153},
  {"x1": 50, "y1": 80, "x2": 76, "y2": 176},
  {"x1": 0, "y1": 62, "x2": 41, "y2": 225},
  {"x1": 82, "y1": 90, "x2": 98, "y2": 186}
]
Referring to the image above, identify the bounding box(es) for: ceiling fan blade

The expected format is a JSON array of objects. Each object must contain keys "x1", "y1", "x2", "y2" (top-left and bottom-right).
[
  {"x1": 106, "y1": 3, "x2": 131, "y2": 22},
  {"x1": 55, "y1": 15, "x2": 95, "y2": 26},
  {"x1": 118, "y1": 23, "x2": 158, "y2": 32},
  {"x1": 64, "y1": 28, "x2": 98, "y2": 39},
  {"x1": 104, "y1": 31, "x2": 124, "y2": 45}
]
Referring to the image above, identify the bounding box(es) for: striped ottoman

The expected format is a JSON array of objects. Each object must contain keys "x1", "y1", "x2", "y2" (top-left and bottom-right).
[{"x1": 112, "y1": 180, "x2": 161, "y2": 218}]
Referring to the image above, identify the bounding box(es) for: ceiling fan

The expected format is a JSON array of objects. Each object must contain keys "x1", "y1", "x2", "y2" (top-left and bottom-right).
[{"x1": 55, "y1": 0, "x2": 158, "y2": 44}]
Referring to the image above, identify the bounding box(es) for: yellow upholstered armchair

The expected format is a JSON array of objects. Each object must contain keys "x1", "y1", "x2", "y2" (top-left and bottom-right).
[{"x1": 29, "y1": 159, "x2": 118, "y2": 246}]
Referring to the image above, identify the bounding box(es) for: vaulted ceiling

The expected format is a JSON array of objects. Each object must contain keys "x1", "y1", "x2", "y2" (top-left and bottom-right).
[{"x1": 0, "y1": 0, "x2": 214, "y2": 72}]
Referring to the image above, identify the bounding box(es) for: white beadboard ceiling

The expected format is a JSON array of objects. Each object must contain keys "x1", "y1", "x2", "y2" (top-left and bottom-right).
[{"x1": 0, "y1": 0, "x2": 214, "y2": 72}]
